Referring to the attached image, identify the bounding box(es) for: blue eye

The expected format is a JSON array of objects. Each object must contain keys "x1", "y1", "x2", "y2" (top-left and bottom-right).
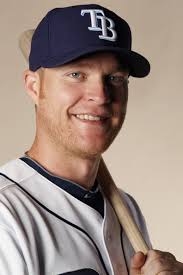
[
  {"x1": 68, "y1": 72, "x2": 87, "y2": 81},
  {"x1": 108, "y1": 75, "x2": 129, "y2": 85},
  {"x1": 70, "y1": 72, "x2": 81, "y2": 78}
]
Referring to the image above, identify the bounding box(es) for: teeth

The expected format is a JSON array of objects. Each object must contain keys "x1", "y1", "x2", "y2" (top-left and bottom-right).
[{"x1": 76, "y1": 114, "x2": 102, "y2": 121}]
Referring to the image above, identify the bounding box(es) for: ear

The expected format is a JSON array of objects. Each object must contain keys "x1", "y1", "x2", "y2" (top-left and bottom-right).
[{"x1": 23, "y1": 69, "x2": 41, "y2": 106}]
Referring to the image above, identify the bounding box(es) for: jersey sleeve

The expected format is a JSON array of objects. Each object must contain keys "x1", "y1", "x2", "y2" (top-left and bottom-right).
[{"x1": 0, "y1": 225, "x2": 28, "y2": 275}]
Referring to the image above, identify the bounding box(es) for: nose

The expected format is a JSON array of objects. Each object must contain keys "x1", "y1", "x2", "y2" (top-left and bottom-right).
[{"x1": 85, "y1": 77, "x2": 111, "y2": 105}]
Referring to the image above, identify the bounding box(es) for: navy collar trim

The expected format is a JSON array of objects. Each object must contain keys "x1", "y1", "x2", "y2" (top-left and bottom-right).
[
  {"x1": 20, "y1": 156, "x2": 104, "y2": 217},
  {"x1": 20, "y1": 156, "x2": 99, "y2": 199}
]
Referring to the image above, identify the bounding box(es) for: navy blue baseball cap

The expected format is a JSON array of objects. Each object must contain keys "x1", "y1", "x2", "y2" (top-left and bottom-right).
[{"x1": 29, "y1": 4, "x2": 150, "y2": 77}]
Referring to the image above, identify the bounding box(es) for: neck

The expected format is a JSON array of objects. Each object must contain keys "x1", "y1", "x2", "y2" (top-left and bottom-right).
[{"x1": 27, "y1": 136, "x2": 101, "y2": 190}]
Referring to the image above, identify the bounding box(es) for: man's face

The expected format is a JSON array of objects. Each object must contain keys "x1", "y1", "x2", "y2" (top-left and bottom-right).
[{"x1": 36, "y1": 52, "x2": 129, "y2": 159}]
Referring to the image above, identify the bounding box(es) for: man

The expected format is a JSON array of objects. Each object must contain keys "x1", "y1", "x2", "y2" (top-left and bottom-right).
[{"x1": 0, "y1": 4, "x2": 182, "y2": 275}]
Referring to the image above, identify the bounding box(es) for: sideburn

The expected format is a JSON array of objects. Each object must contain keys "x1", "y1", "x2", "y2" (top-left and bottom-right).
[{"x1": 38, "y1": 68, "x2": 46, "y2": 100}]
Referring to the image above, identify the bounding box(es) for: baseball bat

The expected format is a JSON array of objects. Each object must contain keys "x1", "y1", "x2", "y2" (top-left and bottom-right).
[{"x1": 19, "y1": 29, "x2": 149, "y2": 254}]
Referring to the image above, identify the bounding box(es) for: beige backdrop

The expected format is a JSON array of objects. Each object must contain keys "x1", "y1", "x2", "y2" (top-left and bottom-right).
[{"x1": 0, "y1": 0, "x2": 182, "y2": 261}]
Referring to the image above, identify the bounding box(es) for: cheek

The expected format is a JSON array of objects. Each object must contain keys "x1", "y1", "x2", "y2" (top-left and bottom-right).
[
  {"x1": 111, "y1": 95, "x2": 128, "y2": 128},
  {"x1": 47, "y1": 80, "x2": 83, "y2": 109},
  {"x1": 112, "y1": 91, "x2": 128, "y2": 114},
  {"x1": 110, "y1": 85, "x2": 128, "y2": 112}
]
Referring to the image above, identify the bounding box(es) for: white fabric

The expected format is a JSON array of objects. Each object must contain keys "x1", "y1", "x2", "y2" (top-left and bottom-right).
[{"x1": 0, "y1": 159, "x2": 152, "y2": 275}]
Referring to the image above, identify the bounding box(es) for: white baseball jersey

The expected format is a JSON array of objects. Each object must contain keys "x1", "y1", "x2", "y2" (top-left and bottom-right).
[{"x1": 0, "y1": 157, "x2": 152, "y2": 275}]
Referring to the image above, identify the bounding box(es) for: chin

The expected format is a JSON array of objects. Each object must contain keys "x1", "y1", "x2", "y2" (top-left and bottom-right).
[{"x1": 73, "y1": 140, "x2": 114, "y2": 159}]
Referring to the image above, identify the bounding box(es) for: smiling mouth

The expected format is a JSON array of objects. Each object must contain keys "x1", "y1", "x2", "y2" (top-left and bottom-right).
[{"x1": 73, "y1": 114, "x2": 111, "y2": 122}]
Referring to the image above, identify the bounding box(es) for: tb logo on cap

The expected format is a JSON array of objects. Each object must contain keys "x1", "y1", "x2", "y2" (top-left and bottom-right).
[{"x1": 81, "y1": 9, "x2": 117, "y2": 42}]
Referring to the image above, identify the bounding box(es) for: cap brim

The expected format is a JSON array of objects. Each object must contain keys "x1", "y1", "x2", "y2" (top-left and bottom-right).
[{"x1": 40, "y1": 46, "x2": 150, "y2": 78}]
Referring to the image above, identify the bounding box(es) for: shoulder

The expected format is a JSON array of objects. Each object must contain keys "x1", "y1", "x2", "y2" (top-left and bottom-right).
[
  {"x1": 0, "y1": 160, "x2": 17, "y2": 191},
  {"x1": 119, "y1": 189, "x2": 152, "y2": 249},
  {"x1": 0, "y1": 158, "x2": 35, "y2": 191},
  {"x1": 120, "y1": 191, "x2": 145, "y2": 224},
  {"x1": 0, "y1": 159, "x2": 38, "y2": 231}
]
